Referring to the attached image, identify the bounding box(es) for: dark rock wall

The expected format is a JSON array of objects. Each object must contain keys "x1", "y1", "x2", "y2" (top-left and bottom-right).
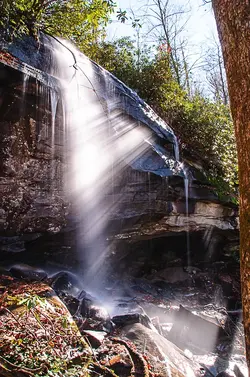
[{"x1": 0, "y1": 66, "x2": 68, "y2": 235}]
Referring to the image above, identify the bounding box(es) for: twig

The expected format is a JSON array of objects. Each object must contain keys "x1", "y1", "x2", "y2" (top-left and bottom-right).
[
  {"x1": 44, "y1": 32, "x2": 77, "y2": 68},
  {"x1": 111, "y1": 337, "x2": 150, "y2": 377},
  {"x1": 3, "y1": 308, "x2": 38, "y2": 339},
  {"x1": 0, "y1": 355, "x2": 44, "y2": 376},
  {"x1": 91, "y1": 362, "x2": 119, "y2": 377}
]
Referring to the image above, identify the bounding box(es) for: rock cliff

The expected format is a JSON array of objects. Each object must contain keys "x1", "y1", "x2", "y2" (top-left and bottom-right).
[{"x1": 0, "y1": 33, "x2": 238, "y2": 265}]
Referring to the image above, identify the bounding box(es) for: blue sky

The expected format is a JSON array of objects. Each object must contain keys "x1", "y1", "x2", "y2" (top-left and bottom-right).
[
  {"x1": 107, "y1": 0, "x2": 217, "y2": 50},
  {"x1": 106, "y1": 0, "x2": 218, "y2": 91}
]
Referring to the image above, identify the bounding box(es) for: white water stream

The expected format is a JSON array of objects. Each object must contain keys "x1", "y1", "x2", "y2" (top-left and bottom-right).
[
  {"x1": 49, "y1": 37, "x2": 184, "y2": 295},
  {"x1": 184, "y1": 176, "x2": 191, "y2": 267},
  {"x1": 20, "y1": 73, "x2": 29, "y2": 119}
]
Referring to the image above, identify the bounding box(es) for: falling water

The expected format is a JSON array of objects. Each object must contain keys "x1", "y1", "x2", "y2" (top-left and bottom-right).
[
  {"x1": 20, "y1": 73, "x2": 29, "y2": 119},
  {"x1": 50, "y1": 89, "x2": 58, "y2": 190},
  {"x1": 173, "y1": 135, "x2": 180, "y2": 161},
  {"x1": 22, "y1": 73, "x2": 29, "y2": 96},
  {"x1": 148, "y1": 171, "x2": 153, "y2": 257},
  {"x1": 50, "y1": 90, "x2": 58, "y2": 152},
  {"x1": 51, "y1": 40, "x2": 112, "y2": 295},
  {"x1": 184, "y1": 174, "x2": 191, "y2": 267},
  {"x1": 48, "y1": 36, "x2": 184, "y2": 296}
]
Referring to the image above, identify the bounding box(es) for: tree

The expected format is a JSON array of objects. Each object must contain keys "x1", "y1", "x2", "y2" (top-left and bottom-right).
[
  {"x1": 143, "y1": 0, "x2": 191, "y2": 88},
  {"x1": 212, "y1": 0, "x2": 250, "y2": 369},
  {"x1": 204, "y1": 35, "x2": 229, "y2": 104},
  {"x1": 0, "y1": 0, "x2": 115, "y2": 56}
]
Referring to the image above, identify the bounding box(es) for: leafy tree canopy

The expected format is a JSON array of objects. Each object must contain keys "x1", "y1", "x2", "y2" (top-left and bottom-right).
[{"x1": 0, "y1": 0, "x2": 115, "y2": 54}]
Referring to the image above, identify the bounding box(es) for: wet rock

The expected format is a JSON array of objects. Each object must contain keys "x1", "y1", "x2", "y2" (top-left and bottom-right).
[
  {"x1": 234, "y1": 364, "x2": 246, "y2": 377},
  {"x1": 88, "y1": 304, "x2": 110, "y2": 323},
  {"x1": 50, "y1": 271, "x2": 82, "y2": 297},
  {"x1": 112, "y1": 313, "x2": 154, "y2": 330},
  {"x1": 216, "y1": 372, "x2": 235, "y2": 377},
  {"x1": 0, "y1": 240, "x2": 25, "y2": 253},
  {"x1": 21, "y1": 233, "x2": 42, "y2": 242},
  {"x1": 168, "y1": 305, "x2": 227, "y2": 353},
  {"x1": 59, "y1": 293, "x2": 80, "y2": 316},
  {"x1": 130, "y1": 278, "x2": 161, "y2": 296},
  {"x1": 152, "y1": 279, "x2": 172, "y2": 289},
  {"x1": 9, "y1": 263, "x2": 47, "y2": 281},
  {"x1": 195, "y1": 354, "x2": 247, "y2": 377},
  {"x1": 150, "y1": 266, "x2": 190, "y2": 283},
  {"x1": 79, "y1": 296, "x2": 112, "y2": 331},
  {"x1": 112, "y1": 313, "x2": 142, "y2": 327},
  {"x1": 122, "y1": 322, "x2": 202, "y2": 377}
]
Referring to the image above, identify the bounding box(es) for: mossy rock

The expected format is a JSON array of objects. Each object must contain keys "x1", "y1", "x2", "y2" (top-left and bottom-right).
[{"x1": 0, "y1": 276, "x2": 92, "y2": 377}]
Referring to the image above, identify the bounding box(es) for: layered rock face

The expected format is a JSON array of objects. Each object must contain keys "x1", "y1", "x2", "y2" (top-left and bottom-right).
[
  {"x1": 0, "y1": 65, "x2": 66, "y2": 235},
  {"x1": 0, "y1": 33, "x2": 239, "y2": 266}
]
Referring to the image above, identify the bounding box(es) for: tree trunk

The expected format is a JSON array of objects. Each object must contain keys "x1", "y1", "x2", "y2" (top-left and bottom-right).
[{"x1": 212, "y1": 0, "x2": 250, "y2": 369}]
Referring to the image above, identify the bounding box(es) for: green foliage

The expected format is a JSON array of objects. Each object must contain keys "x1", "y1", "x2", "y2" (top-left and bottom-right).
[
  {"x1": 0, "y1": 0, "x2": 115, "y2": 55},
  {"x1": 116, "y1": 9, "x2": 128, "y2": 23},
  {"x1": 95, "y1": 37, "x2": 156, "y2": 92},
  {"x1": 162, "y1": 93, "x2": 238, "y2": 200},
  {"x1": 94, "y1": 37, "x2": 137, "y2": 77}
]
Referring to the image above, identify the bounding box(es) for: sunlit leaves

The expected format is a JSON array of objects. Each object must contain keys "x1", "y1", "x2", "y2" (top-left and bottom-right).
[
  {"x1": 0, "y1": 0, "x2": 115, "y2": 55},
  {"x1": 117, "y1": 9, "x2": 128, "y2": 23}
]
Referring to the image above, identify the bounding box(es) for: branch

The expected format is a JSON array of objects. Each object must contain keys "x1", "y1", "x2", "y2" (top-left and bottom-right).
[{"x1": 0, "y1": 356, "x2": 44, "y2": 376}]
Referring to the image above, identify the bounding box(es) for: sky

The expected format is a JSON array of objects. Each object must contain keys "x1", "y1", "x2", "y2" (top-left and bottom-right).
[
  {"x1": 107, "y1": 0, "x2": 218, "y2": 53},
  {"x1": 106, "y1": 0, "x2": 218, "y2": 91}
]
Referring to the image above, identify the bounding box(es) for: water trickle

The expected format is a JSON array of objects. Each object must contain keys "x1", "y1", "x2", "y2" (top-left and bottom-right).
[
  {"x1": 22, "y1": 73, "x2": 29, "y2": 95},
  {"x1": 184, "y1": 174, "x2": 191, "y2": 267},
  {"x1": 20, "y1": 73, "x2": 29, "y2": 119},
  {"x1": 148, "y1": 172, "x2": 151, "y2": 220},
  {"x1": 50, "y1": 90, "x2": 58, "y2": 148},
  {"x1": 173, "y1": 135, "x2": 180, "y2": 161},
  {"x1": 165, "y1": 176, "x2": 169, "y2": 204},
  {"x1": 50, "y1": 89, "x2": 59, "y2": 189},
  {"x1": 148, "y1": 171, "x2": 153, "y2": 254}
]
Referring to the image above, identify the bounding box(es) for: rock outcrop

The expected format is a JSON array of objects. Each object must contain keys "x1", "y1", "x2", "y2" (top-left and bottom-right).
[{"x1": 0, "y1": 32, "x2": 238, "y2": 265}]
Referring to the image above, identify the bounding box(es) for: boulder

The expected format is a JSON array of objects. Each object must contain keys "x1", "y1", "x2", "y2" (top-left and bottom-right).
[
  {"x1": 9, "y1": 263, "x2": 47, "y2": 281},
  {"x1": 168, "y1": 305, "x2": 227, "y2": 353},
  {"x1": 121, "y1": 322, "x2": 203, "y2": 377},
  {"x1": 0, "y1": 276, "x2": 93, "y2": 377}
]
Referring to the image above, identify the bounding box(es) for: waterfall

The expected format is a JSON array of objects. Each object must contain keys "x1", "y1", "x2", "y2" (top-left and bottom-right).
[
  {"x1": 50, "y1": 39, "x2": 111, "y2": 294},
  {"x1": 50, "y1": 90, "x2": 58, "y2": 155},
  {"x1": 47, "y1": 36, "x2": 184, "y2": 295},
  {"x1": 50, "y1": 89, "x2": 58, "y2": 189}
]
